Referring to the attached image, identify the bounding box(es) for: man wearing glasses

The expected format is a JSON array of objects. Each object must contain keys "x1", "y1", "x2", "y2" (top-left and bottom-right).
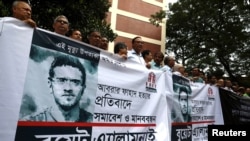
[
  {"x1": 53, "y1": 15, "x2": 69, "y2": 36},
  {"x1": 22, "y1": 55, "x2": 93, "y2": 122}
]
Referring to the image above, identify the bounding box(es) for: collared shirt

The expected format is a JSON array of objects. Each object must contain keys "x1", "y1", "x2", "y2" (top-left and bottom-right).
[
  {"x1": 173, "y1": 71, "x2": 182, "y2": 76},
  {"x1": 127, "y1": 49, "x2": 145, "y2": 65},
  {"x1": 161, "y1": 65, "x2": 172, "y2": 72},
  {"x1": 150, "y1": 61, "x2": 163, "y2": 70},
  {"x1": 189, "y1": 76, "x2": 204, "y2": 83}
]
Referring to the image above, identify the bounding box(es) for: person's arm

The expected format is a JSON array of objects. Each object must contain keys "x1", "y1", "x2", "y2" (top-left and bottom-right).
[
  {"x1": 23, "y1": 19, "x2": 36, "y2": 28},
  {"x1": 145, "y1": 62, "x2": 151, "y2": 69}
]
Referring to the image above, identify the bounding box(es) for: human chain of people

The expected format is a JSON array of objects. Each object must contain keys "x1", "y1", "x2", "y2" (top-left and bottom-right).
[
  {"x1": 1, "y1": 1, "x2": 250, "y2": 141},
  {"x1": 10, "y1": 1, "x2": 250, "y2": 96}
]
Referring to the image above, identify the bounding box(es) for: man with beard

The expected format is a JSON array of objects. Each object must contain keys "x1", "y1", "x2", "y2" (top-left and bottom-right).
[
  {"x1": 22, "y1": 55, "x2": 92, "y2": 122},
  {"x1": 178, "y1": 87, "x2": 191, "y2": 122},
  {"x1": 150, "y1": 51, "x2": 164, "y2": 70},
  {"x1": 171, "y1": 74, "x2": 192, "y2": 123}
]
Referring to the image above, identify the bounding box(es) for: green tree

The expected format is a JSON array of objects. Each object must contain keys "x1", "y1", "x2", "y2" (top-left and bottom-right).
[
  {"x1": 166, "y1": 0, "x2": 250, "y2": 84},
  {"x1": 149, "y1": 10, "x2": 166, "y2": 27},
  {"x1": 0, "y1": 0, "x2": 117, "y2": 42}
]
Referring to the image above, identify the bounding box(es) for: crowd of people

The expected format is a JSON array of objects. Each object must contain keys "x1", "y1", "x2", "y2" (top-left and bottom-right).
[{"x1": 11, "y1": 1, "x2": 250, "y2": 98}]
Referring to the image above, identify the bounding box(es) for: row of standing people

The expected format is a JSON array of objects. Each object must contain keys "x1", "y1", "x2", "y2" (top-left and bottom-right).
[
  {"x1": 10, "y1": 0, "x2": 171, "y2": 122},
  {"x1": 10, "y1": 1, "x2": 250, "y2": 123},
  {"x1": 127, "y1": 42, "x2": 250, "y2": 100},
  {"x1": 12, "y1": 1, "x2": 250, "y2": 97},
  {"x1": 11, "y1": 1, "x2": 167, "y2": 70},
  {"x1": 174, "y1": 64, "x2": 250, "y2": 98},
  {"x1": 11, "y1": 1, "x2": 170, "y2": 72},
  {"x1": 208, "y1": 76, "x2": 250, "y2": 97},
  {"x1": 113, "y1": 36, "x2": 205, "y2": 86},
  {"x1": 49, "y1": 15, "x2": 109, "y2": 51},
  {"x1": 126, "y1": 37, "x2": 250, "y2": 99},
  {"x1": 10, "y1": 1, "x2": 93, "y2": 122},
  {"x1": 10, "y1": 1, "x2": 108, "y2": 50}
]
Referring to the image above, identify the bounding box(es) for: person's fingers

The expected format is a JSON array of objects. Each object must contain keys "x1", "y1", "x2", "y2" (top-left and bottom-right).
[{"x1": 24, "y1": 19, "x2": 37, "y2": 28}]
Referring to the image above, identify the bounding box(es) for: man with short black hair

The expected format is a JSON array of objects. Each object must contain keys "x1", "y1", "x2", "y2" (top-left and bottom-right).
[
  {"x1": 100, "y1": 37, "x2": 109, "y2": 50},
  {"x1": 127, "y1": 36, "x2": 146, "y2": 66},
  {"x1": 150, "y1": 51, "x2": 164, "y2": 70},
  {"x1": 22, "y1": 55, "x2": 93, "y2": 122},
  {"x1": 190, "y1": 67, "x2": 204, "y2": 83},
  {"x1": 86, "y1": 29, "x2": 102, "y2": 47},
  {"x1": 178, "y1": 86, "x2": 191, "y2": 122}
]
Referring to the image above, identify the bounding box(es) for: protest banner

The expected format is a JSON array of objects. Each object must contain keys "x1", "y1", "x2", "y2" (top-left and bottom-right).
[
  {"x1": 0, "y1": 17, "x2": 170, "y2": 141},
  {"x1": 169, "y1": 75, "x2": 224, "y2": 141},
  {"x1": 0, "y1": 17, "x2": 225, "y2": 141},
  {"x1": 219, "y1": 88, "x2": 250, "y2": 124}
]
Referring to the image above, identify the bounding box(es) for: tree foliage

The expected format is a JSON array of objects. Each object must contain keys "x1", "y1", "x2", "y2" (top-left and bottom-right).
[
  {"x1": 0, "y1": 0, "x2": 117, "y2": 42},
  {"x1": 166, "y1": 0, "x2": 250, "y2": 84},
  {"x1": 149, "y1": 10, "x2": 166, "y2": 27}
]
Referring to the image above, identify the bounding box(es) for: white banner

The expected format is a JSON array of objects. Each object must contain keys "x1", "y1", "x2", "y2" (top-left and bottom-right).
[
  {"x1": 0, "y1": 17, "x2": 223, "y2": 141},
  {"x1": 169, "y1": 75, "x2": 224, "y2": 141},
  {"x1": 0, "y1": 17, "x2": 34, "y2": 141}
]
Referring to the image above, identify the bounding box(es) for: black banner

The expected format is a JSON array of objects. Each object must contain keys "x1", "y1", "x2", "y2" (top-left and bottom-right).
[
  {"x1": 219, "y1": 88, "x2": 250, "y2": 124},
  {"x1": 31, "y1": 29, "x2": 100, "y2": 63},
  {"x1": 15, "y1": 123, "x2": 92, "y2": 141}
]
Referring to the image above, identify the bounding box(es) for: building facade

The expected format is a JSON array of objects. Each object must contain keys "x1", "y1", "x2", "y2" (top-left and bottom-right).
[{"x1": 107, "y1": 0, "x2": 167, "y2": 54}]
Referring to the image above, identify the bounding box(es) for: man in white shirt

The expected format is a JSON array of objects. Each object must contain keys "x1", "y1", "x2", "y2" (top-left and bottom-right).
[
  {"x1": 161, "y1": 56, "x2": 175, "y2": 72},
  {"x1": 173, "y1": 63, "x2": 185, "y2": 76},
  {"x1": 12, "y1": 0, "x2": 36, "y2": 27},
  {"x1": 127, "y1": 36, "x2": 146, "y2": 66},
  {"x1": 53, "y1": 15, "x2": 69, "y2": 36}
]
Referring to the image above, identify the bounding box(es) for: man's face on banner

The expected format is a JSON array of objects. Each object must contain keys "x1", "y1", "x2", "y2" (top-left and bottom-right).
[
  {"x1": 179, "y1": 92, "x2": 188, "y2": 114},
  {"x1": 50, "y1": 65, "x2": 84, "y2": 110}
]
